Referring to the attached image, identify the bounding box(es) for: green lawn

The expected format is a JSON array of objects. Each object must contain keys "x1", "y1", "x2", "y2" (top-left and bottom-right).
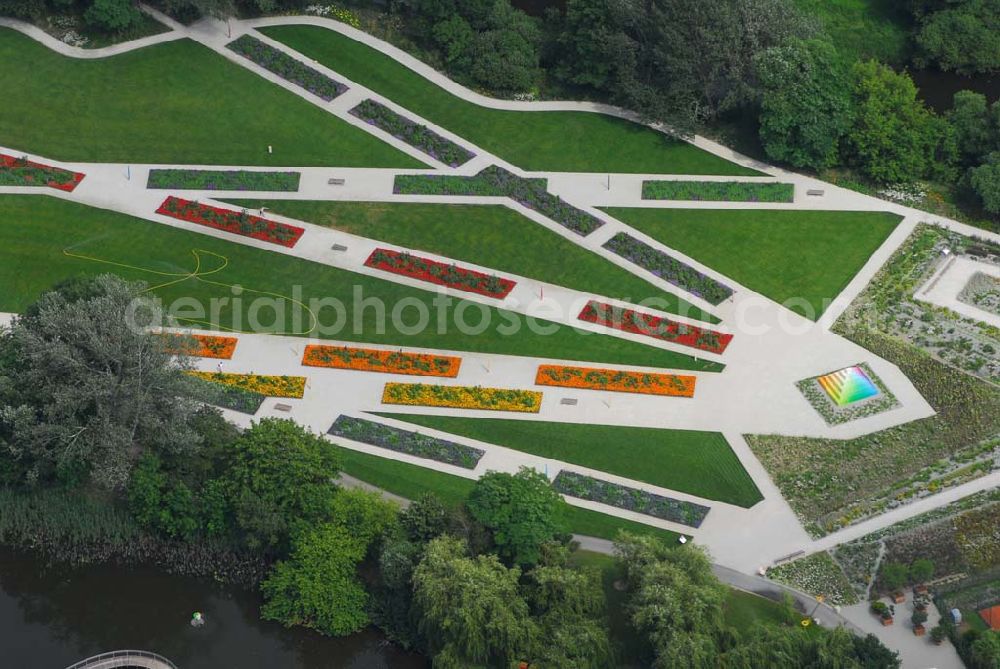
[
  {"x1": 0, "y1": 29, "x2": 419, "y2": 167},
  {"x1": 258, "y1": 25, "x2": 760, "y2": 176},
  {"x1": 332, "y1": 446, "x2": 680, "y2": 543},
  {"x1": 792, "y1": 0, "x2": 911, "y2": 65},
  {"x1": 369, "y1": 414, "x2": 762, "y2": 508},
  {"x1": 604, "y1": 207, "x2": 901, "y2": 319},
  {"x1": 228, "y1": 199, "x2": 716, "y2": 323},
  {"x1": 0, "y1": 195, "x2": 719, "y2": 370}
]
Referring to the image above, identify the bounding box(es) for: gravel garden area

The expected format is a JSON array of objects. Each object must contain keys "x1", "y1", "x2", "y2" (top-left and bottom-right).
[
  {"x1": 767, "y1": 552, "x2": 859, "y2": 606},
  {"x1": 958, "y1": 271, "x2": 1000, "y2": 318}
]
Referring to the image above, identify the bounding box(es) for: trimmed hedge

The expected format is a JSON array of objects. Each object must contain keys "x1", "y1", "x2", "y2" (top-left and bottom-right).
[
  {"x1": 328, "y1": 415, "x2": 484, "y2": 469},
  {"x1": 603, "y1": 232, "x2": 734, "y2": 304},
  {"x1": 642, "y1": 181, "x2": 794, "y2": 202},
  {"x1": 147, "y1": 169, "x2": 300, "y2": 192},
  {"x1": 350, "y1": 99, "x2": 474, "y2": 167},
  {"x1": 552, "y1": 470, "x2": 710, "y2": 528},
  {"x1": 226, "y1": 34, "x2": 346, "y2": 101},
  {"x1": 394, "y1": 165, "x2": 605, "y2": 236}
]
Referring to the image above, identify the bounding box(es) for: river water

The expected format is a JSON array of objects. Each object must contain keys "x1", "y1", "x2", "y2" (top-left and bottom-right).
[{"x1": 0, "y1": 547, "x2": 427, "y2": 669}]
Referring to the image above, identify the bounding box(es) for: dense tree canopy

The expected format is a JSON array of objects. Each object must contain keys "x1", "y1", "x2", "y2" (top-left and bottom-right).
[
  {"x1": 0, "y1": 275, "x2": 200, "y2": 489},
  {"x1": 913, "y1": 0, "x2": 1000, "y2": 74}
]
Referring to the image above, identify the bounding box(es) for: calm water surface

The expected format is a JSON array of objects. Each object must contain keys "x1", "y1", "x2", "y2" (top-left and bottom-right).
[{"x1": 0, "y1": 547, "x2": 427, "y2": 669}]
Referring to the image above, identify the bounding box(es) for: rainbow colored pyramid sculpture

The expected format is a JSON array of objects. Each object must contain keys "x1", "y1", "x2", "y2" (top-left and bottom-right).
[{"x1": 816, "y1": 365, "x2": 881, "y2": 406}]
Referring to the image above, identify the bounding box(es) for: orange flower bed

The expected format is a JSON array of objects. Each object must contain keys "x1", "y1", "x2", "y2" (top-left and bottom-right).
[
  {"x1": 535, "y1": 364, "x2": 696, "y2": 397},
  {"x1": 161, "y1": 333, "x2": 238, "y2": 359},
  {"x1": 302, "y1": 345, "x2": 460, "y2": 377}
]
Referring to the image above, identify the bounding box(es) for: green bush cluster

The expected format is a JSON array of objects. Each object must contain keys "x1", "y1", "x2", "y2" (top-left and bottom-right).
[{"x1": 641, "y1": 180, "x2": 794, "y2": 202}]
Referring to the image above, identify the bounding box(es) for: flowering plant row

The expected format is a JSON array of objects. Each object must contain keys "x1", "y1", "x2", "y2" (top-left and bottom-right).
[
  {"x1": 184, "y1": 374, "x2": 265, "y2": 414},
  {"x1": 641, "y1": 180, "x2": 794, "y2": 203},
  {"x1": 578, "y1": 300, "x2": 733, "y2": 354},
  {"x1": 394, "y1": 165, "x2": 605, "y2": 236},
  {"x1": 1, "y1": 153, "x2": 84, "y2": 192},
  {"x1": 226, "y1": 34, "x2": 346, "y2": 101},
  {"x1": 552, "y1": 470, "x2": 710, "y2": 528},
  {"x1": 328, "y1": 415, "x2": 484, "y2": 469},
  {"x1": 302, "y1": 344, "x2": 461, "y2": 377},
  {"x1": 160, "y1": 333, "x2": 238, "y2": 359},
  {"x1": 603, "y1": 232, "x2": 734, "y2": 305},
  {"x1": 365, "y1": 248, "x2": 516, "y2": 298},
  {"x1": 381, "y1": 382, "x2": 542, "y2": 413},
  {"x1": 147, "y1": 169, "x2": 300, "y2": 192},
  {"x1": 186, "y1": 371, "x2": 306, "y2": 398},
  {"x1": 156, "y1": 197, "x2": 305, "y2": 248},
  {"x1": 535, "y1": 364, "x2": 695, "y2": 397},
  {"x1": 350, "y1": 99, "x2": 475, "y2": 167}
]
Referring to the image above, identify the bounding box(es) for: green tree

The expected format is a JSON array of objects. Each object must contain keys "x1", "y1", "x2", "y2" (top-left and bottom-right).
[
  {"x1": 466, "y1": 467, "x2": 564, "y2": 566},
  {"x1": 967, "y1": 631, "x2": 1000, "y2": 669},
  {"x1": 400, "y1": 492, "x2": 451, "y2": 543},
  {"x1": 915, "y1": 0, "x2": 1000, "y2": 75},
  {"x1": 260, "y1": 489, "x2": 398, "y2": 636},
  {"x1": 948, "y1": 91, "x2": 995, "y2": 165},
  {"x1": 616, "y1": 533, "x2": 728, "y2": 669},
  {"x1": 846, "y1": 60, "x2": 941, "y2": 183},
  {"x1": 525, "y1": 565, "x2": 612, "y2": 668},
  {"x1": 755, "y1": 38, "x2": 854, "y2": 169},
  {"x1": 0, "y1": 275, "x2": 201, "y2": 489},
  {"x1": 881, "y1": 561, "x2": 909, "y2": 591},
  {"x1": 412, "y1": 535, "x2": 537, "y2": 667},
  {"x1": 223, "y1": 418, "x2": 340, "y2": 551},
  {"x1": 971, "y1": 152, "x2": 1000, "y2": 213},
  {"x1": 910, "y1": 558, "x2": 935, "y2": 584},
  {"x1": 84, "y1": 0, "x2": 142, "y2": 32}
]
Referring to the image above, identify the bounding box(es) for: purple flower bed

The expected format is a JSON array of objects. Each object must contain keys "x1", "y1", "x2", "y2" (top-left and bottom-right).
[
  {"x1": 603, "y1": 232, "x2": 734, "y2": 305},
  {"x1": 394, "y1": 165, "x2": 605, "y2": 236},
  {"x1": 350, "y1": 99, "x2": 475, "y2": 167},
  {"x1": 552, "y1": 470, "x2": 710, "y2": 528},
  {"x1": 226, "y1": 34, "x2": 346, "y2": 101},
  {"x1": 328, "y1": 415, "x2": 484, "y2": 469}
]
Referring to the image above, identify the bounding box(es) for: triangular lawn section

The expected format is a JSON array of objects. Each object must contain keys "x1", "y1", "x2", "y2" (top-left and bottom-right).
[
  {"x1": 258, "y1": 24, "x2": 760, "y2": 176},
  {"x1": 369, "y1": 413, "x2": 762, "y2": 508},
  {"x1": 0, "y1": 195, "x2": 720, "y2": 371},
  {"x1": 603, "y1": 207, "x2": 901, "y2": 319},
  {"x1": 226, "y1": 199, "x2": 717, "y2": 324},
  {"x1": 0, "y1": 29, "x2": 420, "y2": 167}
]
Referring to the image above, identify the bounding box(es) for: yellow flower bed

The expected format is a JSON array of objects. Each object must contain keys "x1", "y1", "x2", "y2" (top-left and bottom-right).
[
  {"x1": 382, "y1": 383, "x2": 542, "y2": 413},
  {"x1": 186, "y1": 372, "x2": 306, "y2": 398}
]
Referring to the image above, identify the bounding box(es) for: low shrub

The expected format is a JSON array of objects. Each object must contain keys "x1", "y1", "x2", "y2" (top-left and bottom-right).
[
  {"x1": 350, "y1": 99, "x2": 474, "y2": 167},
  {"x1": 226, "y1": 34, "x2": 346, "y2": 101},
  {"x1": 641, "y1": 180, "x2": 794, "y2": 202},
  {"x1": 147, "y1": 169, "x2": 301, "y2": 192}
]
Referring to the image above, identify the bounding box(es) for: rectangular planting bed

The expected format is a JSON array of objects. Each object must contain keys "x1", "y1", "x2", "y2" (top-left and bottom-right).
[
  {"x1": 186, "y1": 372, "x2": 306, "y2": 398},
  {"x1": 381, "y1": 382, "x2": 542, "y2": 413},
  {"x1": 350, "y1": 99, "x2": 475, "y2": 167},
  {"x1": 641, "y1": 180, "x2": 794, "y2": 202},
  {"x1": 578, "y1": 300, "x2": 733, "y2": 354},
  {"x1": 328, "y1": 415, "x2": 484, "y2": 469},
  {"x1": 553, "y1": 470, "x2": 710, "y2": 528},
  {"x1": 156, "y1": 196, "x2": 305, "y2": 247},
  {"x1": 159, "y1": 333, "x2": 238, "y2": 359},
  {"x1": 1, "y1": 153, "x2": 84, "y2": 191},
  {"x1": 226, "y1": 34, "x2": 346, "y2": 101},
  {"x1": 603, "y1": 232, "x2": 734, "y2": 305},
  {"x1": 302, "y1": 344, "x2": 461, "y2": 377},
  {"x1": 147, "y1": 169, "x2": 301, "y2": 192},
  {"x1": 535, "y1": 364, "x2": 696, "y2": 397},
  {"x1": 394, "y1": 165, "x2": 605, "y2": 236},
  {"x1": 364, "y1": 248, "x2": 516, "y2": 298}
]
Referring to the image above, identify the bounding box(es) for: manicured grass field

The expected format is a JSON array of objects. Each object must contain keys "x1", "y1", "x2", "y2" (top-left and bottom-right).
[
  {"x1": 259, "y1": 25, "x2": 760, "y2": 176},
  {"x1": 229, "y1": 199, "x2": 716, "y2": 323},
  {"x1": 604, "y1": 207, "x2": 901, "y2": 319},
  {"x1": 331, "y1": 445, "x2": 681, "y2": 543},
  {"x1": 0, "y1": 195, "x2": 718, "y2": 370},
  {"x1": 0, "y1": 29, "x2": 419, "y2": 167},
  {"x1": 370, "y1": 414, "x2": 762, "y2": 507},
  {"x1": 792, "y1": 0, "x2": 910, "y2": 65}
]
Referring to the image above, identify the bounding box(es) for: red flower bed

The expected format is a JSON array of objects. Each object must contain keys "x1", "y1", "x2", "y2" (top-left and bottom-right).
[
  {"x1": 364, "y1": 248, "x2": 516, "y2": 298},
  {"x1": 1, "y1": 154, "x2": 84, "y2": 192},
  {"x1": 155, "y1": 196, "x2": 305, "y2": 248},
  {"x1": 578, "y1": 300, "x2": 733, "y2": 354}
]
